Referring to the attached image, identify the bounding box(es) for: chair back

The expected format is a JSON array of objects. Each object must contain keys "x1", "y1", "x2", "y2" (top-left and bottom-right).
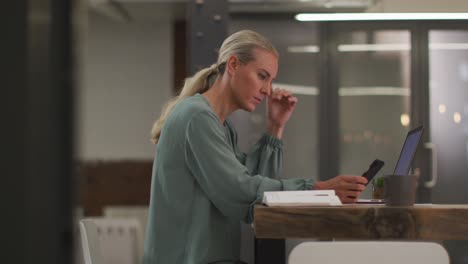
[
  {"x1": 288, "y1": 241, "x2": 449, "y2": 264},
  {"x1": 79, "y1": 218, "x2": 143, "y2": 264},
  {"x1": 103, "y1": 206, "x2": 148, "y2": 245}
]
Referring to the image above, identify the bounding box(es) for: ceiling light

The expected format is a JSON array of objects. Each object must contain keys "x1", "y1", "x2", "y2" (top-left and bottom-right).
[
  {"x1": 454, "y1": 112, "x2": 462, "y2": 124},
  {"x1": 430, "y1": 43, "x2": 468, "y2": 50},
  {"x1": 287, "y1": 45, "x2": 320, "y2": 53},
  {"x1": 400, "y1": 114, "x2": 410, "y2": 127},
  {"x1": 295, "y1": 13, "x2": 468, "y2": 22},
  {"x1": 274, "y1": 83, "x2": 319, "y2": 96},
  {"x1": 438, "y1": 104, "x2": 446, "y2": 114},
  {"x1": 338, "y1": 43, "x2": 410, "y2": 52},
  {"x1": 338, "y1": 87, "x2": 410, "y2": 96}
]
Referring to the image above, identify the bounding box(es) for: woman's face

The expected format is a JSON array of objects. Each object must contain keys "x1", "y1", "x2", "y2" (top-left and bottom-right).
[{"x1": 228, "y1": 48, "x2": 278, "y2": 112}]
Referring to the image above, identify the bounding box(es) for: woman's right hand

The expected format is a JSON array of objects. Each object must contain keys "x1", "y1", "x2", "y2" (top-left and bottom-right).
[{"x1": 314, "y1": 175, "x2": 368, "y2": 203}]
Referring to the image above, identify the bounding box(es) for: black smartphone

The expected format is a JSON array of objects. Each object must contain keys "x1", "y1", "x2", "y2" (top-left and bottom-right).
[{"x1": 362, "y1": 159, "x2": 385, "y2": 185}]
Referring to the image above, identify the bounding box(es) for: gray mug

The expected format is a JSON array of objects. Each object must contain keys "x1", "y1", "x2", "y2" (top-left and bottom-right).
[{"x1": 384, "y1": 174, "x2": 418, "y2": 206}]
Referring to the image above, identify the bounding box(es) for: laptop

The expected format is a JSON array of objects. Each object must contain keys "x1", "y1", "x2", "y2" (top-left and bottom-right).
[
  {"x1": 357, "y1": 125, "x2": 424, "y2": 204},
  {"x1": 393, "y1": 125, "x2": 424, "y2": 175}
]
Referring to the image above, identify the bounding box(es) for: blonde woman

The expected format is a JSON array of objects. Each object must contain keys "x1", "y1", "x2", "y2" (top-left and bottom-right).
[{"x1": 143, "y1": 30, "x2": 367, "y2": 264}]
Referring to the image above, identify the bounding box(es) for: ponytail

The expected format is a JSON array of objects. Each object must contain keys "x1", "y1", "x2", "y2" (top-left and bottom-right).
[{"x1": 150, "y1": 64, "x2": 220, "y2": 144}]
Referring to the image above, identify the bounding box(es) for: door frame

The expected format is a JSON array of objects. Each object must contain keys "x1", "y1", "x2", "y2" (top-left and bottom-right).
[{"x1": 415, "y1": 21, "x2": 468, "y2": 202}]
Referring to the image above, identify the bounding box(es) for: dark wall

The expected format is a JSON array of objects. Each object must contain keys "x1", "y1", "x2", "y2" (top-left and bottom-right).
[{"x1": 3, "y1": 1, "x2": 74, "y2": 263}]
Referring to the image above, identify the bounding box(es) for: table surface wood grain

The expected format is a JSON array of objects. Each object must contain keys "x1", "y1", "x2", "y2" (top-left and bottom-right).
[{"x1": 254, "y1": 204, "x2": 468, "y2": 240}]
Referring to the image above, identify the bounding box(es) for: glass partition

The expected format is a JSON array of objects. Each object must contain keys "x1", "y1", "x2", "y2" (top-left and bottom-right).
[
  {"x1": 428, "y1": 30, "x2": 468, "y2": 204},
  {"x1": 336, "y1": 30, "x2": 411, "y2": 197}
]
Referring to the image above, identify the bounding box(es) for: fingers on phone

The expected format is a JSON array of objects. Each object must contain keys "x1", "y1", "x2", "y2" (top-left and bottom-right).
[
  {"x1": 345, "y1": 182, "x2": 365, "y2": 191},
  {"x1": 343, "y1": 196, "x2": 359, "y2": 204},
  {"x1": 356, "y1": 176, "x2": 368, "y2": 185}
]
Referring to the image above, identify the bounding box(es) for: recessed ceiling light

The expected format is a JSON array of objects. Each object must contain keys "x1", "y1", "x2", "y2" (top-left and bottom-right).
[{"x1": 295, "y1": 13, "x2": 468, "y2": 22}]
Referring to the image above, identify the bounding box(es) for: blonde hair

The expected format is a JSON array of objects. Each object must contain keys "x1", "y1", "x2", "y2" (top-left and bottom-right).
[{"x1": 150, "y1": 30, "x2": 278, "y2": 144}]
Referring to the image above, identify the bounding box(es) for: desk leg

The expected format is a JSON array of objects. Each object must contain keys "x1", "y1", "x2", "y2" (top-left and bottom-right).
[{"x1": 254, "y1": 238, "x2": 285, "y2": 264}]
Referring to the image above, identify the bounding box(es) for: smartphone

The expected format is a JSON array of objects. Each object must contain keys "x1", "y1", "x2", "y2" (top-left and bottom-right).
[{"x1": 362, "y1": 159, "x2": 385, "y2": 185}]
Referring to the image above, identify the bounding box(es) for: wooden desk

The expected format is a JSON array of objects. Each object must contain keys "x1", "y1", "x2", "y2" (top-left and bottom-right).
[{"x1": 254, "y1": 204, "x2": 468, "y2": 240}]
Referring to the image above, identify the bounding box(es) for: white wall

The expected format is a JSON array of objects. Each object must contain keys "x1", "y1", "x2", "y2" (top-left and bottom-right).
[{"x1": 77, "y1": 12, "x2": 172, "y2": 160}]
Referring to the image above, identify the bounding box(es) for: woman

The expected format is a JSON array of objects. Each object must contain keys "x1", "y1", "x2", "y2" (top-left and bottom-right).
[{"x1": 143, "y1": 30, "x2": 367, "y2": 264}]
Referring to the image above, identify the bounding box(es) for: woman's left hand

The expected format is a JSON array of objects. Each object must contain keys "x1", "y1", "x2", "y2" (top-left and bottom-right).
[{"x1": 267, "y1": 88, "x2": 298, "y2": 138}]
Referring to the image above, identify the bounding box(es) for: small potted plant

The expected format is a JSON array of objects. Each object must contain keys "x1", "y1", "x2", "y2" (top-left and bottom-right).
[{"x1": 372, "y1": 177, "x2": 384, "y2": 199}]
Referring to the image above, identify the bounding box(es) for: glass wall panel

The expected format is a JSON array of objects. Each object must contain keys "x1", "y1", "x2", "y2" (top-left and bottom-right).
[
  {"x1": 337, "y1": 30, "x2": 411, "y2": 198},
  {"x1": 428, "y1": 27, "x2": 468, "y2": 264},
  {"x1": 429, "y1": 30, "x2": 468, "y2": 205}
]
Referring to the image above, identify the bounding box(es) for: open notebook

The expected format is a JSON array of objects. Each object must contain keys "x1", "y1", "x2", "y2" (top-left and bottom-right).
[{"x1": 263, "y1": 190, "x2": 342, "y2": 206}]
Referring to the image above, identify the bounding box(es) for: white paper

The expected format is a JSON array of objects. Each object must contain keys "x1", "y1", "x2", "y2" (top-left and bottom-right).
[{"x1": 262, "y1": 190, "x2": 342, "y2": 207}]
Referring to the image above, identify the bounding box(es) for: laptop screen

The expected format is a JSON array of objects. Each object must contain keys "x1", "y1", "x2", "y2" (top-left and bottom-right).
[{"x1": 394, "y1": 126, "x2": 424, "y2": 175}]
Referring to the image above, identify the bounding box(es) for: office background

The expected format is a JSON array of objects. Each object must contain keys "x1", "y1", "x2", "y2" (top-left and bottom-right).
[{"x1": 4, "y1": 0, "x2": 468, "y2": 263}]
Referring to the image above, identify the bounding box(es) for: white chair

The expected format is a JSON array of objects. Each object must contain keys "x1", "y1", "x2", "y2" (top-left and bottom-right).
[
  {"x1": 103, "y1": 205, "x2": 149, "y2": 245},
  {"x1": 288, "y1": 241, "x2": 450, "y2": 264},
  {"x1": 79, "y1": 218, "x2": 143, "y2": 264},
  {"x1": 74, "y1": 207, "x2": 85, "y2": 264}
]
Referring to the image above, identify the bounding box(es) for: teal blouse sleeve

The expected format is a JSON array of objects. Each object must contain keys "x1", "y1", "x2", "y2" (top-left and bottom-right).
[
  {"x1": 225, "y1": 120, "x2": 283, "y2": 179},
  {"x1": 185, "y1": 111, "x2": 313, "y2": 223},
  {"x1": 246, "y1": 134, "x2": 283, "y2": 178}
]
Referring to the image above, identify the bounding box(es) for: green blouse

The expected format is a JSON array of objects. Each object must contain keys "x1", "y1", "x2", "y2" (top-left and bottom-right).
[{"x1": 142, "y1": 94, "x2": 314, "y2": 264}]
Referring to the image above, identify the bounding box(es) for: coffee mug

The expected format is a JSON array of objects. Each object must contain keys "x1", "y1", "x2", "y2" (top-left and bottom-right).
[{"x1": 384, "y1": 174, "x2": 418, "y2": 206}]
